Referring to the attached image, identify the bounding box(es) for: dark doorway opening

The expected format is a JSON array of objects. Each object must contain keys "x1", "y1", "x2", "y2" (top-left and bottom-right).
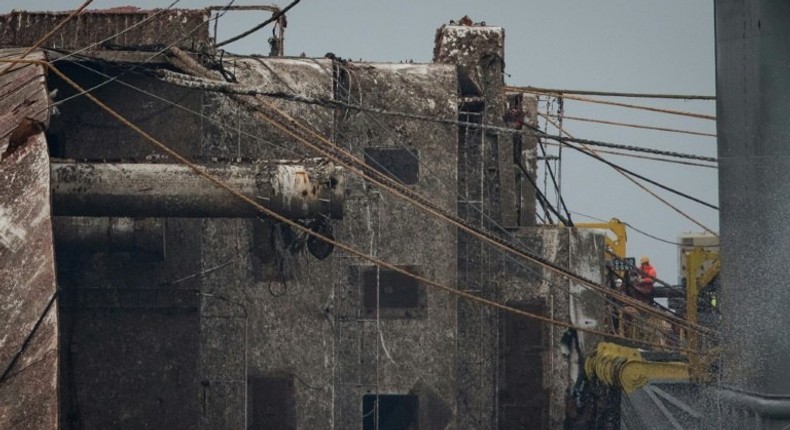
[{"x1": 362, "y1": 394, "x2": 418, "y2": 430}]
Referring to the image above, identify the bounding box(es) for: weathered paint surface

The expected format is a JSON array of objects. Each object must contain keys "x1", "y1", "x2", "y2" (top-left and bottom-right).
[
  {"x1": 232, "y1": 57, "x2": 336, "y2": 139},
  {"x1": 0, "y1": 48, "x2": 57, "y2": 429},
  {"x1": 0, "y1": 135, "x2": 59, "y2": 430},
  {"x1": 434, "y1": 24, "x2": 505, "y2": 59}
]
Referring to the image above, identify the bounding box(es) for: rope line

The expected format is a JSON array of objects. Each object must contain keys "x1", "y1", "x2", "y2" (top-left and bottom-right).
[
  {"x1": 155, "y1": 70, "x2": 718, "y2": 163},
  {"x1": 510, "y1": 86, "x2": 715, "y2": 100},
  {"x1": 45, "y1": 58, "x2": 713, "y2": 337},
  {"x1": 12, "y1": 59, "x2": 697, "y2": 353},
  {"x1": 238, "y1": 79, "x2": 716, "y2": 338},
  {"x1": 325, "y1": 64, "x2": 676, "y2": 342},
  {"x1": 48, "y1": 0, "x2": 182, "y2": 66},
  {"x1": 551, "y1": 114, "x2": 716, "y2": 138},
  {"x1": 571, "y1": 211, "x2": 690, "y2": 248},
  {"x1": 153, "y1": 59, "x2": 712, "y2": 337},
  {"x1": 542, "y1": 141, "x2": 716, "y2": 168},
  {"x1": 54, "y1": 53, "x2": 704, "y2": 340},
  {"x1": 562, "y1": 140, "x2": 718, "y2": 210},
  {"x1": 38, "y1": 0, "x2": 237, "y2": 125},
  {"x1": 3, "y1": 55, "x2": 711, "y2": 346},
  {"x1": 541, "y1": 115, "x2": 719, "y2": 237},
  {"x1": 509, "y1": 86, "x2": 717, "y2": 121},
  {"x1": 49, "y1": 58, "x2": 305, "y2": 158}
]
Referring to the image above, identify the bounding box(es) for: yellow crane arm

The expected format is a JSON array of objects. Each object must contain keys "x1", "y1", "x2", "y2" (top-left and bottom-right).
[{"x1": 574, "y1": 218, "x2": 627, "y2": 259}]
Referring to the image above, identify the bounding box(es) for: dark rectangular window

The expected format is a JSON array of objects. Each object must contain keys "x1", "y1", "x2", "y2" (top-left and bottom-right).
[
  {"x1": 362, "y1": 267, "x2": 425, "y2": 318},
  {"x1": 362, "y1": 394, "x2": 418, "y2": 430},
  {"x1": 248, "y1": 375, "x2": 296, "y2": 430},
  {"x1": 364, "y1": 147, "x2": 419, "y2": 185}
]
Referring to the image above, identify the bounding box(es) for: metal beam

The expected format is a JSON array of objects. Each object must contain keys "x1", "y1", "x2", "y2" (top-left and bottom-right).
[{"x1": 51, "y1": 161, "x2": 344, "y2": 219}]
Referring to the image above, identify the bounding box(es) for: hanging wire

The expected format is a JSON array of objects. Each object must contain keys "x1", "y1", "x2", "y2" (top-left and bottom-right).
[
  {"x1": 510, "y1": 85, "x2": 715, "y2": 100},
  {"x1": 27, "y1": 52, "x2": 716, "y2": 346},
  {"x1": 153, "y1": 60, "x2": 716, "y2": 336},
  {"x1": 540, "y1": 114, "x2": 719, "y2": 236},
  {"x1": 20, "y1": 57, "x2": 712, "y2": 348},
  {"x1": 507, "y1": 86, "x2": 716, "y2": 121},
  {"x1": 22, "y1": 57, "x2": 698, "y2": 350},
  {"x1": 549, "y1": 113, "x2": 716, "y2": 138},
  {"x1": 153, "y1": 70, "x2": 719, "y2": 163},
  {"x1": 541, "y1": 141, "x2": 716, "y2": 169}
]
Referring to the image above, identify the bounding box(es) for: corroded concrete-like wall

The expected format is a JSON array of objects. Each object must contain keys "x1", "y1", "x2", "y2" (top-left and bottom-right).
[
  {"x1": 485, "y1": 227, "x2": 605, "y2": 430},
  {"x1": 43, "y1": 31, "x2": 599, "y2": 430},
  {"x1": 48, "y1": 61, "x2": 204, "y2": 161},
  {"x1": 48, "y1": 55, "x2": 342, "y2": 429},
  {"x1": 331, "y1": 62, "x2": 459, "y2": 430},
  {"x1": 47, "y1": 58, "x2": 207, "y2": 430},
  {"x1": 195, "y1": 57, "x2": 339, "y2": 429},
  {"x1": 199, "y1": 57, "x2": 336, "y2": 161},
  {"x1": 193, "y1": 57, "x2": 460, "y2": 429},
  {"x1": 567, "y1": 229, "x2": 607, "y2": 357},
  {"x1": 196, "y1": 59, "x2": 460, "y2": 428}
]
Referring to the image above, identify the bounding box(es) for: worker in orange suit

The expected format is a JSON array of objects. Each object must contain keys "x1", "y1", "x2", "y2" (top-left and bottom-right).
[{"x1": 633, "y1": 256, "x2": 657, "y2": 302}]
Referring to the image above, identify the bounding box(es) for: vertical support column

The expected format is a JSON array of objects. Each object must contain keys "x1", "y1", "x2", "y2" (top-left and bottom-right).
[
  {"x1": 684, "y1": 249, "x2": 703, "y2": 354},
  {"x1": 513, "y1": 94, "x2": 539, "y2": 227},
  {"x1": 716, "y1": 0, "x2": 790, "y2": 395},
  {"x1": 434, "y1": 21, "x2": 507, "y2": 429}
]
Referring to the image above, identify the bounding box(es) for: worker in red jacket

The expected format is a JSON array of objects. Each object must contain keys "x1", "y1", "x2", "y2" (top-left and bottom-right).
[{"x1": 633, "y1": 256, "x2": 657, "y2": 302}]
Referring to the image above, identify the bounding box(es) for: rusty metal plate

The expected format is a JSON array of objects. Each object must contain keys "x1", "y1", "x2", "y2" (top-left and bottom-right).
[{"x1": 0, "y1": 135, "x2": 59, "y2": 429}]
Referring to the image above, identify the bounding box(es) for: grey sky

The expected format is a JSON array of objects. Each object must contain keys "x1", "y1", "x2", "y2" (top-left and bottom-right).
[{"x1": 4, "y1": 0, "x2": 718, "y2": 281}]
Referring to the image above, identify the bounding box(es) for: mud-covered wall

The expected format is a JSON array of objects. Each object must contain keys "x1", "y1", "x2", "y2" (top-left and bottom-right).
[
  {"x1": 46, "y1": 28, "x2": 599, "y2": 430},
  {"x1": 329, "y1": 62, "x2": 459, "y2": 430},
  {"x1": 463, "y1": 227, "x2": 604, "y2": 430},
  {"x1": 50, "y1": 55, "x2": 462, "y2": 429}
]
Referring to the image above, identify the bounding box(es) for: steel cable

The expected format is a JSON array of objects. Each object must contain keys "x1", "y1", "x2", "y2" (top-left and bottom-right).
[{"x1": 9, "y1": 58, "x2": 700, "y2": 352}]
